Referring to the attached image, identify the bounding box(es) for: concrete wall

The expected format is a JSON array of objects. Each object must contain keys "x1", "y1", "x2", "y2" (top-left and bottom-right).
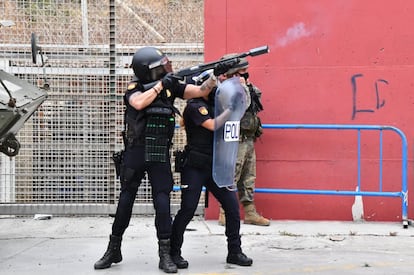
[{"x1": 204, "y1": 0, "x2": 414, "y2": 221}]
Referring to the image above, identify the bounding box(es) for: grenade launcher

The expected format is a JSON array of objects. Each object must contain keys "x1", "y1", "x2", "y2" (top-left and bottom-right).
[
  {"x1": 142, "y1": 45, "x2": 270, "y2": 90},
  {"x1": 174, "y1": 45, "x2": 270, "y2": 80}
]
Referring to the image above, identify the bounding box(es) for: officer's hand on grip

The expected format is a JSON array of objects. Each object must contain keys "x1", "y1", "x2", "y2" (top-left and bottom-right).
[
  {"x1": 228, "y1": 92, "x2": 243, "y2": 111},
  {"x1": 213, "y1": 62, "x2": 232, "y2": 76},
  {"x1": 161, "y1": 72, "x2": 179, "y2": 90}
]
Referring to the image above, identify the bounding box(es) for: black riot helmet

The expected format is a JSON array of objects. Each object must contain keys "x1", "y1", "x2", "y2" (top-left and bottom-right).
[{"x1": 131, "y1": 47, "x2": 172, "y2": 84}]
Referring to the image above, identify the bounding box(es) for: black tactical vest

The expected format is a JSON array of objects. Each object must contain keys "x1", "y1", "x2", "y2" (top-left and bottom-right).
[{"x1": 124, "y1": 82, "x2": 175, "y2": 162}]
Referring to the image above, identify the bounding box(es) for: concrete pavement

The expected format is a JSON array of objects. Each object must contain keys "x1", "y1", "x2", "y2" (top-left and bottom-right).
[{"x1": 1, "y1": 215, "x2": 414, "y2": 274}]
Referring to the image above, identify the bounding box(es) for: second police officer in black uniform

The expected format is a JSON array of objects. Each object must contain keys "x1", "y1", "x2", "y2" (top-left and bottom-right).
[
  {"x1": 93, "y1": 46, "x2": 230, "y2": 273},
  {"x1": 169, "y1": 62, "x2": 253, "y2": 269}
]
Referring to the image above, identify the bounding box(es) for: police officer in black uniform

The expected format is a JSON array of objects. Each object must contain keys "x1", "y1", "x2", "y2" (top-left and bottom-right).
[
  {"x1": 169, "y1": 69, "x2": 253, "y2": 269},
  {"x1": 93, "y1": 47, "x2": 230, "y2": 273}
]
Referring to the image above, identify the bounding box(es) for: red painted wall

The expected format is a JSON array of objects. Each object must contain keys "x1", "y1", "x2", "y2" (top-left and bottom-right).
[{"x1": 204, "y1": 0, "x2": 414, "y2": 221}]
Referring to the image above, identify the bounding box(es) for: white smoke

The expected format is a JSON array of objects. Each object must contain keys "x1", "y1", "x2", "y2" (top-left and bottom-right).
[{"x1": 277, "y1": 22, "x2": 313, "y2": 47}]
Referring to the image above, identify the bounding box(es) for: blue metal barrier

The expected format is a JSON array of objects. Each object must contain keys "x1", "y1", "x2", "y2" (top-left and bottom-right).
[
  {"x1": 173, "y1": 124, "x2": 409, "y2": 227},
  {"x1": 257, "y1": 124, "x2": 409, "y2": 228}
]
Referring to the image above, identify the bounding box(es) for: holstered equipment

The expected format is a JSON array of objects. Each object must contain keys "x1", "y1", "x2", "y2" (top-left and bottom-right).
[
  {"x1": 173, "y1": 149, "x2": 187, "y2": 172},
  {"x1": 173, "y1": 147, "x2": 212, "y2": 171},
  {"x1": 111, "y1": 151, "x2": 124, "y2": 178}
]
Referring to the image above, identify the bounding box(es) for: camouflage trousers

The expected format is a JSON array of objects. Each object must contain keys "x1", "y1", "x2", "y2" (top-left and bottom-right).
[{"x1": 234, "y1": 137, "x2": 256, "y2": 205}]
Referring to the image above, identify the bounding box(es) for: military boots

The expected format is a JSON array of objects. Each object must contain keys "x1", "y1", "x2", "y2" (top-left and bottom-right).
[
  {"x1": 158, "y1": 239, "x2": 178, "y2": 273},
  {"x1": 220, "y1": 204, "x2": 270, "y2": 226},
  {"x1": 218, "y1": 206, "x2": 225, "y2": 226},
  {"x1": 227, "y1": 251, "x2": 253, "y2": 266},
  {"x1": 243, "y1": 203, "x2": 270, "y2": 226},
  {"x1": 171, "y1": 254, "x2": 189, "y2": 269},
  {"x1": 94, "y1": 234, "x2": 123, "y2": 269}
]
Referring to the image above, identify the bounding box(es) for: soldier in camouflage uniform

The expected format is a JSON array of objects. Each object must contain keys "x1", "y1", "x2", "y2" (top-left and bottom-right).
[{"x1": 218, "y1": 56, "x2": 270, "y2": 226}]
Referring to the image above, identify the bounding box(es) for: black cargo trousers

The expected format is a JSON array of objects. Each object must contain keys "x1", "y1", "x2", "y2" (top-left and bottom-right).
[
  {"x1": 111, "y1": 144, "x2": 174, "y2": 240},
  {"x1": 170, "y1": 163, "x2": 242, "y2": 257}
]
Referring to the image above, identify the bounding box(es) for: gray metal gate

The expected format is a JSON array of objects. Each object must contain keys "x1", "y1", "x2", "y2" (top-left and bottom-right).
[{"x1": 0, "y1": 0, "x2": 205, "y2": 215}]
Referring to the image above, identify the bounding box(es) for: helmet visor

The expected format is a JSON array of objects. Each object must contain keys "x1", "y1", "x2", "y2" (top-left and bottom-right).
[
  {"x1": 148, "y1": 56, "x2": 172, "y2": 71},
  {"x1": 148, "y1": 56, "x2": 173, "y2": 81}
]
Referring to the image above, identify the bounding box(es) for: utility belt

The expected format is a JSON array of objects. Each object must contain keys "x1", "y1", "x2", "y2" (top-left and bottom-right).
[
  {"x1": 174, "y1": 148, "x2": 212, "y2": 172},
  {"x1": 144, "y1": 107, "x2": 175, "y2": 163}
]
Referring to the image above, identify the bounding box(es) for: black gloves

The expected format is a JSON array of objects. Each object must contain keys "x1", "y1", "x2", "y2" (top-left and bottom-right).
[
  {"x1": 161, "y1": 72, "x2": 179, "y2": 90},
  {"x1": 213, "y1": 61, "x2": 232, "y2": 76}
]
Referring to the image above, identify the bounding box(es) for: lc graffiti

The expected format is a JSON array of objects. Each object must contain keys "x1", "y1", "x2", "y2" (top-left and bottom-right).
[{"x1": 351, "y1": 74, "x2": 388, "y2": 120}]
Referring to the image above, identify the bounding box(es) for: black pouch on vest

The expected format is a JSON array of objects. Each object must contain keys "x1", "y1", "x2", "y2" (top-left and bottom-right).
[
  {"x1": 144, "y1": 113, "x2": 174, "y2": 162},
  {"x1": 145, "y1": 136, "x2": 169, "y2": 162}
]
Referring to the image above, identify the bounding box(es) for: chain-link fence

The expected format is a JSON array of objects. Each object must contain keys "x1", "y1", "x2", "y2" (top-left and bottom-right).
[{"x1": 0, "y1": 0, "x2": 205, "y2": 215}]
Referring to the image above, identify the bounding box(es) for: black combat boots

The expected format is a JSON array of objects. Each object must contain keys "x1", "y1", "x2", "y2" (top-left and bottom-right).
[
  {"x1": 171, "y1": 254, "x2": 189, "y2": 269},
  {"x1": 226, "y1": 252, "x2": 253, "y2": 266},
  {"x1": 158, "y1": 239, "x2": 178, "y2": 273},
  {"x1": 94, "y1": 234, "x2": 122, "y2": 269}
]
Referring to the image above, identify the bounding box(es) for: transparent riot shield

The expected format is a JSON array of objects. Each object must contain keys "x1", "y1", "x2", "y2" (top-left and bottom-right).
[{"x1": 212, "y1": 77, "x2": 247, "y2": 187}]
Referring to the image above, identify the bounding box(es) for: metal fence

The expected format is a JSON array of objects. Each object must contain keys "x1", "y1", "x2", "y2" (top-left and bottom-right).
[
  {"x1": 0, "y1": 0, "x2": 204, "y2": 215},
  {"x1": 257, "y1": 124, "x2": 409, "y2": 227}
]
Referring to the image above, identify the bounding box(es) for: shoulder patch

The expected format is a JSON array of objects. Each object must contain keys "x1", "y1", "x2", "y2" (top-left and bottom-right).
[
  {"x1": 198, "y1": 106, "x2": 208, "y2": 115},
  {"x1": 127, "y1": 82, "x2": 137, "y2": 91}
]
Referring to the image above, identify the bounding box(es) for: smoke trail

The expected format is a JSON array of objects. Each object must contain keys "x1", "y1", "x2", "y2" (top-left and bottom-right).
[{"x1": 277, "y1": 22, "x2": 313, "y2": 47}]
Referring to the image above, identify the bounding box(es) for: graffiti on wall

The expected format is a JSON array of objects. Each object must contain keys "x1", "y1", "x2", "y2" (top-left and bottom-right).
[{"x1": 351, "y1": 74, "x2": 388, "y2": 120}]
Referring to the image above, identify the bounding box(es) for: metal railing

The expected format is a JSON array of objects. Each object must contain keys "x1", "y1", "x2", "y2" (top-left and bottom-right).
[{"x1": 255, "y1": 124, "x2": 409, "y2": 227}]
